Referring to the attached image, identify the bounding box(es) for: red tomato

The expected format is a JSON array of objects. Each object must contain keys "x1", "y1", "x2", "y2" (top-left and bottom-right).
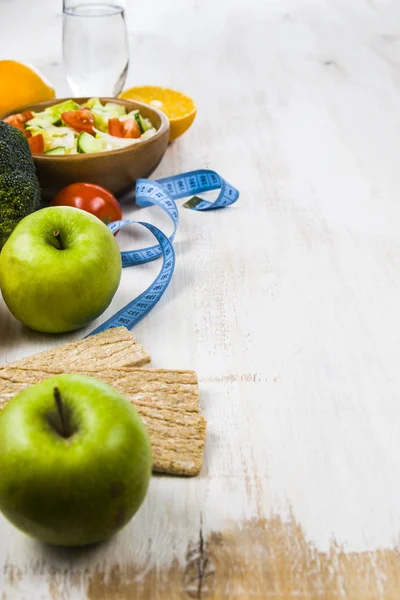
[
  {"x1": 28, "y1": 134, "x2": 45, "y2": 154},
  {"x1": 21, "y1": 111, "x2": 34, "y2": 121},
  {"x1": 4, "y1": 114, "x2": 25, "y2": 132},
  {"x1": 50, "y1": 183, "x2": 123, "y2": 228},
  {"x1": 108, "y1": 117, "x2": 124, "y2": 137},
  {"x1": 3, "y1": 112, "x2": 34, "y2": 138},
  {"x1": 62, "y1": 109, "x2": 95, "y2": 134},
  {"x1": 122, "y1": 118, "x2": 141, "y2": 138},
  {"x1": 108, "y1": 117, "x2": 140, "y2": 139}
]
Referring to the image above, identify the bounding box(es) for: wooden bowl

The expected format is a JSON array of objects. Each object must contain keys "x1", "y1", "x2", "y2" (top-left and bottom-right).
[{"x1": 1, "y1": 97, "x2": 170, "y2": 200}]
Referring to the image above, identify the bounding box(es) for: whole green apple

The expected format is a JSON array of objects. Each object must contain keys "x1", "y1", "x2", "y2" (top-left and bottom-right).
[
  {"x1": 0, "y1": 206, "x2": 122, "y2": 333},
  {"x1": 0, "y1": 374, "x2": 152, "y2": 546}
]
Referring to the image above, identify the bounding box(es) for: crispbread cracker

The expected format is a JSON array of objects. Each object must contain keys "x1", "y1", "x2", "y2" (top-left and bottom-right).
[
  {"x1": 0, "y1": 366, "x2": 205, "y2": 476},
  {"x1": 10, "y1": 327, "x2": 151, "y2": 371}
]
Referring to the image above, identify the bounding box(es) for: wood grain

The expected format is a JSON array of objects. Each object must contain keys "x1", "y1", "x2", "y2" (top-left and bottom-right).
[
  {"x1": 3, "y1": 513, "x2": 400, "y2": 599},
  {"x1": 2, "y1": 0, "x2": 400, "y2": 597}
]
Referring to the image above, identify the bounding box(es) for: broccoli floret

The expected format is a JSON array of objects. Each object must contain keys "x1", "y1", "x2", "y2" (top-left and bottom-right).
[{"x1": 0, "y1": 121, "x2": 41, "y2": 249}]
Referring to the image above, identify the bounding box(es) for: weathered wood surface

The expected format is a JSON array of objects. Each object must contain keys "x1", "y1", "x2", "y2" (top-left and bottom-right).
[{"x1": 2, "y1": 0, "x2": 400, "y2": 597}]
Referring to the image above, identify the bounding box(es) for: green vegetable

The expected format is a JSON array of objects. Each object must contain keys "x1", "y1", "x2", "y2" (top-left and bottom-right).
[
  {"x1": 88, "y1": 100, "x2": 129, "y2": 132},
  {"x1": 93, "y1": 128, "x2": 142, "y2": 149},
  {"x1": 44, "y1": 146, "x2": 66, "y2": 155},
  {"x1": 123, "y1": 110, "x2": 139, "y2": 119},
  {"x1": 29, "y1": 126, "x2": 76, "y2": 154},
  {"x1": 134, "y1": 113, "x2": 152, "y2": 134},
  {"x1": 45, "y1": 99, "x2": 80, "y2": 120},
  {"x1": 25, "y1": 115, "x2": 55, "y2": 129},
  {"x1": 77, "y1": 131, "x2": 105, "y2": 154},
  {"x1": 84, "y1": 98, "x2": 103, "y2": 110},
  {"x1": 26, "y1": 99, "x2": 80, "y2": 130},
  {"x1": 0, "y1": 122, "x2": 41, "y2": 249},
  {"x1": 142, "y1": 117, "x2": 153, "y2": 131},
  {"x1": 104, "y1": 102, "x2": 126, "y2": 117},
  {"x1": 91, "y1": 111, "x2": 109, "y2": 132},
  {"x1": 134, "y1": 113, "x2": 146, "y2": 134},
  {"x1": 141, "y1": 128, "x2": 157, "y2": 140}
]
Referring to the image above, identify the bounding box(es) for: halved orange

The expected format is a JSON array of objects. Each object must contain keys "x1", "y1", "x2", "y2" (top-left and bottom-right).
[
  {"x1": 119, "y1": 86, "x2": 196, "y2": 141},
  {"x1": 0, "y1": 61, "x2": 55, "y2": 116}
]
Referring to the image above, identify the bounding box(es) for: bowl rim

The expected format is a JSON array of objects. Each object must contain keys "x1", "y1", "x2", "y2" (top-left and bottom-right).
[{"x1": 0, "y1": 96, "x2": 170, "y2": 160}]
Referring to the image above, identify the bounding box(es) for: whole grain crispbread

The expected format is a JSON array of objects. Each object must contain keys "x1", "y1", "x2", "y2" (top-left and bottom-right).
[
  {"x1": 0, "y1": 365, "x2": 205, "y2": 476},
  {"x1": 1, "y1": 327, "x2": 206, "y2": 476},
  {"x1": 10, "y1": 327, "x2": 151, "y2": 372}
]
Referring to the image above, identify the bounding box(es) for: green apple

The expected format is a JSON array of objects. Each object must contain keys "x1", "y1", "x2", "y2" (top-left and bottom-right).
[
  {"x1": 0, "y1": 374, "x2": 152, "y2": 546},
  {"x1": 0, "y1": 206, "x2": 122, "y2": 333}
]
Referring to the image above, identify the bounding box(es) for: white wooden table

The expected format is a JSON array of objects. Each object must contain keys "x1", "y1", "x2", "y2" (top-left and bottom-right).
[{"x1": 2, "y1": 0, "x2": 400, "y2": 597}]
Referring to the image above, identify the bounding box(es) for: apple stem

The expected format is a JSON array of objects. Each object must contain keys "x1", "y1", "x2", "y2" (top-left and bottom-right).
[
  {"x1": 53, "y1": 387, "x2": 69, "y2": 438},
  {"x1": 53, "y1": 230, "x2": 64, "y2": 250}
]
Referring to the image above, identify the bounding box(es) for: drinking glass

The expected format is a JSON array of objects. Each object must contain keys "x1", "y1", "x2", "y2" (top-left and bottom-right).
[{"x1": 62, "y1": 0, "x2": 129, "y2": 97}]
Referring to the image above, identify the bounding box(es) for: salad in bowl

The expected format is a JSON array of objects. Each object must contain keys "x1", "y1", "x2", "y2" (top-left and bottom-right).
[{"x1": 3, "y1": 97, "x2": 157, "y2": 155}]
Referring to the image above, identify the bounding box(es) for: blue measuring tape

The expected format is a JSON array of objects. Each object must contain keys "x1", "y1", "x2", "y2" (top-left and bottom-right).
[{"x1": 87, "y1": 169, "x2": 239, "y2": 337}]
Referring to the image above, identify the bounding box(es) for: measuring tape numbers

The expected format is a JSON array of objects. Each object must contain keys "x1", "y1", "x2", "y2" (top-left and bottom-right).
[{"x1": 87, "y1": 169, "x2": 239, "y2": 337}]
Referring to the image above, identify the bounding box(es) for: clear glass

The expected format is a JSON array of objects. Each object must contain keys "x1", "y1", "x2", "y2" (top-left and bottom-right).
[{"x1": 62, "y1": 1, "x2": 129, "y2": 97}]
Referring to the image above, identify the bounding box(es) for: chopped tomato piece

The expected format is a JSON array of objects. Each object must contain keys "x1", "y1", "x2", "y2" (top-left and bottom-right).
[
  {"x1": 21, "y1": 110, "x2": 34, "y2": 121},
  {"x1": 122, "y1": 118, "x2": 141, "y2": 138},
  {"x1": 108, "y1": 117, "x2": 140, "y2": 139},
  {"x1": 4, "y1": 114, "x2": 25, "y2": 132},
  {"x1": 61, "y1": 109, "x2": 95, "y2": 134},
  {"x1": 108, "y1": 117, "x2": 124, "y2": 137},
  {"x1": 3, "y1": 111, "x2": 34, "y2": 138},
  {"x1": 28, "y1": 134, "x2": 45, "y2": 154}
]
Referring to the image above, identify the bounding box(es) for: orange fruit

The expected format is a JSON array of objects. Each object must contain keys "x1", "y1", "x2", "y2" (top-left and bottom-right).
[
  {"x1": 119, "y1": 86, "x2": 196, "y2": 141},
  {"x1": 0, "y1": 60, "x2": 55, "y2": 116}
]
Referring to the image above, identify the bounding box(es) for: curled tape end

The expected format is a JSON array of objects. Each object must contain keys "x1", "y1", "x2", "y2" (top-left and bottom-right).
[{"x1": 87, "y1": 170, "x2": 238, "y2": 336}]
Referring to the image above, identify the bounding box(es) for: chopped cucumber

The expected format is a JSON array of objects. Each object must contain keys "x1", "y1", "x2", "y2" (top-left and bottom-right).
[
  {"x1": 133, "y1": 113, "x2": 153, "y2": 133},
  {"x1": 77, "y1": 131, "x2": 105, "y2": 154},
  {"x1": 93, "y1": 128, "x2": 142, "y2": 149},
  {"x1": 44, "y1": 146, "x2": 66, "y2": 155},
  {"x1": 143, "y1": 117, "x2": 153, "y2": 132},
  {"x1": 134, "y1": 113, "x2": 147, "y2": 134},
  {"x1": 140, "y1": 128, "x2": 157, "y2": 140}
]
